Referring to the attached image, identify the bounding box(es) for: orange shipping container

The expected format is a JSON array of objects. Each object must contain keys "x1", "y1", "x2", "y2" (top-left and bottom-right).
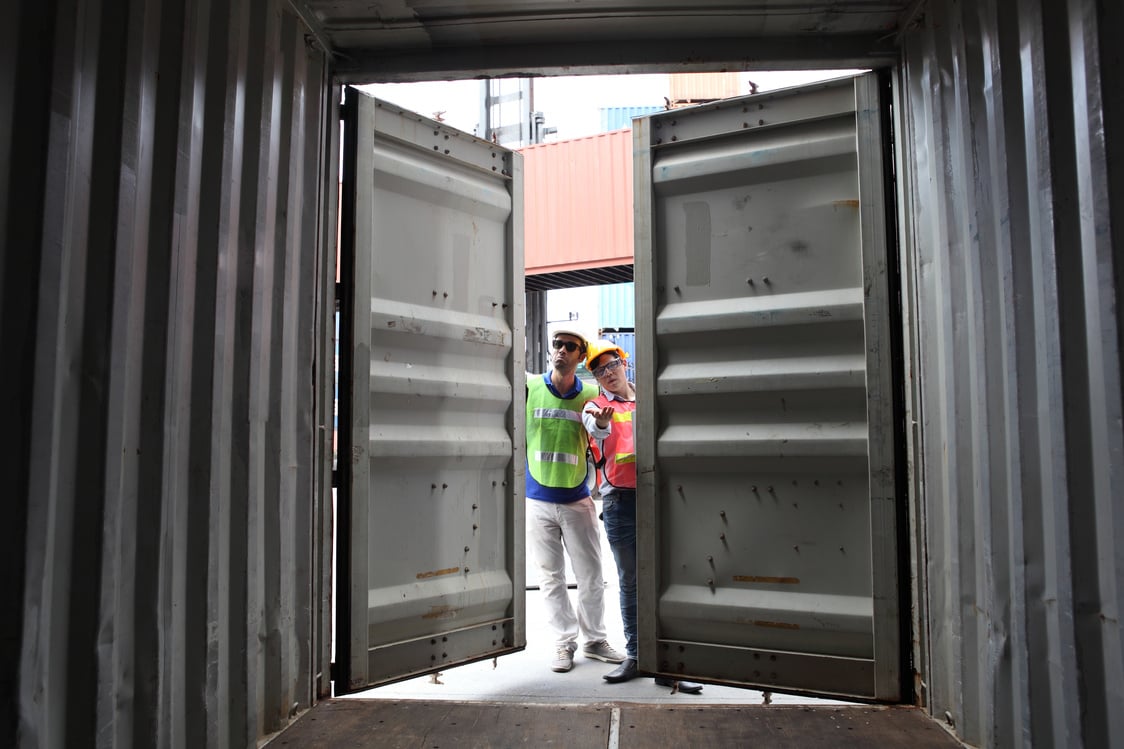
[
  {"x1": 521, "y1": 129, "x2": 633, "y2": 279},
  {"x1": 668, "y1": 72, "x2": 743, "y2": 103}
]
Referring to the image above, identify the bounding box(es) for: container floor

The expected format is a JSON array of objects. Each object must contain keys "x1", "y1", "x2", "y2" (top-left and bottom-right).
[{"x1": 275, "y1": 700, "x2": 965, "y2": 748}]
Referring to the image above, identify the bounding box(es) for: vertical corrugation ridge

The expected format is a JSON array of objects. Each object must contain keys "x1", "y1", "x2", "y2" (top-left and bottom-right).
[
  {"x1": 1065, "y1": 1, "x2": 1124, "y2": 746},
  {"x1": 0, "y1": 3, "x2": 54, "y2": 744}
]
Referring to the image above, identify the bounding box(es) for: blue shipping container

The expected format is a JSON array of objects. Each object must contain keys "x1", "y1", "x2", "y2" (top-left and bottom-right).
[
  {"x1": 599, "y1": 106, "x2": 664, "y2": 133},
  {"x1": 599, "y1": 282, "x2": 635, "y2": 329}
]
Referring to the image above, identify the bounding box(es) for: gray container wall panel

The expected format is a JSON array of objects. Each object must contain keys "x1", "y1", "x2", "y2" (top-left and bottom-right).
[
  {"x1": 899, "y1": 1, "x2": 1123, "y2": 747},
  {"x1": 4, "y1": 1, "x2": 334, "y2": 747}
]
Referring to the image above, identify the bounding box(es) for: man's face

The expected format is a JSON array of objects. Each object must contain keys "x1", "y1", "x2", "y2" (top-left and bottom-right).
[
  {"x1": 591, "y1": 353, "x2": 627, "y2": 391},
  {"x1": 550, "y1": 334, "x2": 584, "y2": 373}
]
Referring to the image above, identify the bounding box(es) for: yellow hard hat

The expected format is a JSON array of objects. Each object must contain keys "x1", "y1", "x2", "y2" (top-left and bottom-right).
[{"x1": 585, "y1": 339, "x2": 629, "y2": 370}]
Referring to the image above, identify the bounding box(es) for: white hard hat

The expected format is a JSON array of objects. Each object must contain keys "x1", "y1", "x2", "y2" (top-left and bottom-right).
[{"x1": 548, "y1": 327, "x2": 589, "y2": 350}]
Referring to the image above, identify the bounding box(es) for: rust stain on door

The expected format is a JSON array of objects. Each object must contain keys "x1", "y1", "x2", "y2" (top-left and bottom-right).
[
  {"x1": 422, "y1": 605, "x2": 459, "y2": 620},
  {"x1": 733, "y1": 575, "x2": 800, "y2": 584}
]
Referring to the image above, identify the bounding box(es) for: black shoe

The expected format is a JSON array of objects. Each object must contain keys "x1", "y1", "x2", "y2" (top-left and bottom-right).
[
  {"x1": 654, "y1": 677, "x2": 703, "y2": 694},
  {"x1": 603, "y1": 658, "x2": 639, "y2": 683}
]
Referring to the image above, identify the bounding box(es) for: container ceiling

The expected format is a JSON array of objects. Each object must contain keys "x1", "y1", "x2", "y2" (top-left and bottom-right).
[
  {"x1": 292, "y1": 1, "x2": 920, "y2": 81},
  {"x1": 526, "y1": 265, "x2": 633, "y2": 292}
]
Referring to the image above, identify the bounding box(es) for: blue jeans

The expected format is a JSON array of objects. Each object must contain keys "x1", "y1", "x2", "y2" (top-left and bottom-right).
[{"x1": 601, "y1": 491, "x2": 637, "y2": 659}]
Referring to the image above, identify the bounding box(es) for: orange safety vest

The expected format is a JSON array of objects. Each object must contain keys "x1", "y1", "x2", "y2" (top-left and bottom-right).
[{"x1": 588, "y1": 393, "x2": 636, "y2": 490}]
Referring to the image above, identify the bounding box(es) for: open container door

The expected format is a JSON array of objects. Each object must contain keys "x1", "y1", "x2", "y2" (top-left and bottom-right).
[
  {"x1": 633, "y1": 73, "x2": 902, "y2": 701},
  {"x1": 336, "y1": 87, "x2": 525, "y2": 692}
]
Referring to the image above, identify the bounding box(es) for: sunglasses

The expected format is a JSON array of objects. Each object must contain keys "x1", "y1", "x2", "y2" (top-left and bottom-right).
[
  {"x1": 592, "y1": 358, "x2": 625, "y2": 378},
  {"x1": 551, "y1": 339, "x2": 582, "y2": 353}
]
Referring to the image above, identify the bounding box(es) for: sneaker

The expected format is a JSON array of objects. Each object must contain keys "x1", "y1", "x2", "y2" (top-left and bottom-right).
[
  {"x1": 551, "y1": 644, "x2": 576, "y2": 672},
  {"x1": 582, "y1": 640, "x2": 626, "y2": 664}
]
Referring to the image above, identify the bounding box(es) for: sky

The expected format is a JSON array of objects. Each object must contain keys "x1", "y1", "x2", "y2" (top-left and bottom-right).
[{"x1": 360, "y1": 70, "x2": 863, "y2": 144}]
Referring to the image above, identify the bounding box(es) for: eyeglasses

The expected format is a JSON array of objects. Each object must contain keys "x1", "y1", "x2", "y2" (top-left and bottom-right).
[
  {"x1": 551, "y1": 339, "x2": 581, "y2": 353},
  {"x1": 592, "y1": 358, "x2": 625, "y2": 378}
]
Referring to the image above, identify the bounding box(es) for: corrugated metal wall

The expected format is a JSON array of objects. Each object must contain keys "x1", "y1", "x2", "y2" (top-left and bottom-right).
[
  {"x1": 521, "y1": 130, "x2": 633, "y2": 275},
  {"x1": 5, "y1": 0, "x2": 1121, "y2": 745},
  {"x1": 1, "y1": 0, "x2": 336, "y2": 746},
  {"x1": 898, "y1": 1, "x2": 1123, "y2": 747}
]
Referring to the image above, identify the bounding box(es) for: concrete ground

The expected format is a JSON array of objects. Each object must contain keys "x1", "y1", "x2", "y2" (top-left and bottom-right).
[{"x1": 343, "y1": 500, "x2": 851, "y2": 708}]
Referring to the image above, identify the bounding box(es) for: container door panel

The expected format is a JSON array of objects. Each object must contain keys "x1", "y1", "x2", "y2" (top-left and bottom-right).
[
  {"x1": 339, "y1": 88, "x2": 525, "y2": 692},
  {"x1": 633, "y1": 73, "x2": 901, "y2": 701}
]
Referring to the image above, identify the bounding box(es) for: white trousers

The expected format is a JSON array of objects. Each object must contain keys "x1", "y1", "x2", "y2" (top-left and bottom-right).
[{"x1": 527, "y1": 496, "x2": 607, "y2": 647}]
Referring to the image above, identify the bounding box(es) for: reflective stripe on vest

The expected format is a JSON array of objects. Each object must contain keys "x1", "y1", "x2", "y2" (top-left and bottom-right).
[
  {"x1": 533, "y1": 407, "x2": 582, "y2": 422},
  {"x1": 534, "y1": 451, "x2": 580, "y2": 465}
]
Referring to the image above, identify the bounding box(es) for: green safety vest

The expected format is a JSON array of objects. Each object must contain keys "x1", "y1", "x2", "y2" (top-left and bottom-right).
[{"x1": 526, "y1": 374, "x2": 597, "y2": 488}]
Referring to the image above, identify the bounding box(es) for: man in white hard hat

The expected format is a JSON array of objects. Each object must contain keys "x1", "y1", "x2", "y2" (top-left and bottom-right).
[
  {"x1": 525, "y1": 327, "x2": 625, "y2": 673},
  {"x1": 582, "y1": 339, "x2": 703, "y2": 694}
]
